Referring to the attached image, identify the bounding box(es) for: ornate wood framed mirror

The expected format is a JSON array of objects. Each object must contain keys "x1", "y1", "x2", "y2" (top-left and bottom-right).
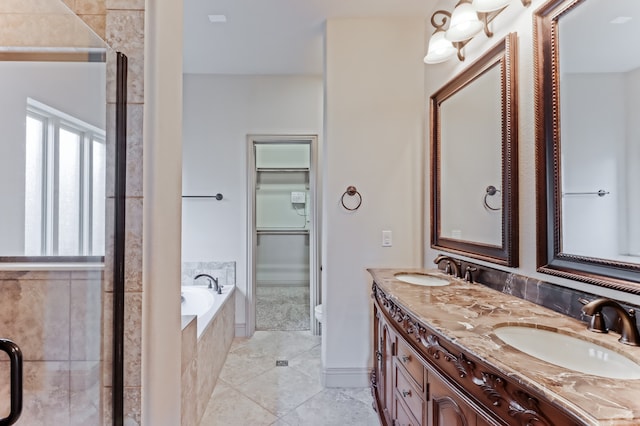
[
  {"x1": 431, "y1": 32, "x2": 519, "y2": 266},
  {"x1": 535, "y1": 0, "x2": 640, "y2": 293}
]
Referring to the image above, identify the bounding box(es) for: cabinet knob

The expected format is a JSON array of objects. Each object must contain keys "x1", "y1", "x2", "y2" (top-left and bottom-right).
[
  {"x1": 401, "y1": 355, "x2": 410, "y2": 363},
  {"x1": 401, "y1": 389, "x2": 411, "y2": 398}
]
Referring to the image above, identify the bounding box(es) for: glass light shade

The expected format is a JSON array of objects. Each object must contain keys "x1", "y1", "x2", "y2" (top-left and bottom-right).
[
  {"x1": 473, "y1": 0, "x2": 511, "y2": 12},
  {"x1": 424, "y1": 30, "x2": 457, "y2": 64},
  {"x1": 445, "y1": 2, "x2": 483, "y2": 42}
]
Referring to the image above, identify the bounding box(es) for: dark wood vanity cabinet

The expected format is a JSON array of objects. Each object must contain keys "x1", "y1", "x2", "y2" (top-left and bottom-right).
[{"x1": 371, "y1": 283, "x2": 582, "y2": 426}]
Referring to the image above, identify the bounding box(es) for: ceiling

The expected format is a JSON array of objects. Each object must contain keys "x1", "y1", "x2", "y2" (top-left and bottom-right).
[
  {"x1": 561, "y1": 0, "x2": 640, "y2": 73},
  {"x1": 182, "y1": 0, "x2": 436, "y2": 75}
]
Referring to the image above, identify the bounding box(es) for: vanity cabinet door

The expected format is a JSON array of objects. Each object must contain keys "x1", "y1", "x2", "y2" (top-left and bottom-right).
[
  {"x1": 427, "y1": 371, "x2": 479, "y2": 426},
  {"x1": 373, "y1": 305, "x2": 396, "y2": 425}
]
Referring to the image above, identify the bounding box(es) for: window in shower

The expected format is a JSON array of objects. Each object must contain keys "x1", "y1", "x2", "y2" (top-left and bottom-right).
[{"x1": 24, "y1": 98, "x2": 106, "y2": 256}]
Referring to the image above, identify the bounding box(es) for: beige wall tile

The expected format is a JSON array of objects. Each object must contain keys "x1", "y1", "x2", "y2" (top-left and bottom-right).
[
  {"x1": 70, "y1": 280, "x2": 103, "y2": 360},
  {"x1": 106, "y1": 0, "x2": 144, "y2": 10},
  {"x1": 75, "y1": 0, "x2": 106, "y2": 15},
  {"x1": 125, "y1": 198, "x2": 143, "y2": 292},
  {"x1": 124, "y1": 386, "x2": 142, "y2": 425},
  {"x1": 0, "y1": 279, "x2": 70, "y2": 360},
  {"x1": 106, "y1": 10, "x2": 144, "y2": 103},
  {"x1": 124, "y1": 292, "x2": 142, "y2": 386},
  {"x1": 102, "y1": 292, "x2": 113, "y2": 385},
  {"x1": 181, "y1": 359, "x2": 198, "y2": 426},
  {"x1": 79, "y1": 14, "x2": 106, "y2": 39},
  {"x1": 0, "y1": 361, "x2": 71, "y2": 425},
  {"x1": 70, "y1": 361, "x2": 102, "y2": 425},
  {"x1": 126, "y1": 104, "x2": 144, "y2": 197}
]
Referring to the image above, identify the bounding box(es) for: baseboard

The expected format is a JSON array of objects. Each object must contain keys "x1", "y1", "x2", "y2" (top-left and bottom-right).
[
  {"x1": 235, "y1": 323, "x2": 247, "y2": 337},
  {"x1": 322, "y1": 367, "x2": 371, "y2": 388}
]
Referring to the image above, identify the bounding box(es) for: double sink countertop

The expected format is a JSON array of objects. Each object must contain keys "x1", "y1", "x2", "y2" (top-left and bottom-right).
[{"x1": 368, "y1": 268, "x2": 640, "y2": 425}]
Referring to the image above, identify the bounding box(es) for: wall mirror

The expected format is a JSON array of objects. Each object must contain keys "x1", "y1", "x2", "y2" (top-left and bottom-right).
[
  {"x1": 535, "y1": 0, "x2": 640, "y2": 293},
  {"x1": 431, "y1": 32, "x2": 519, "y2": 266},
  {"x1": 0, "y1": 1, "x2": 119, "y2": 262}
]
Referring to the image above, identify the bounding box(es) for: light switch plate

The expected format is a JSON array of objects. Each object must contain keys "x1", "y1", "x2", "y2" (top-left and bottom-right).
[{"x1": 382, "y1": 230, "x2": 392, "y2": 247}]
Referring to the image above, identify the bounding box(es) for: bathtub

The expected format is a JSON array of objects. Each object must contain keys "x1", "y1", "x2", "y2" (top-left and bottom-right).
[{"x1": 181, "y1": 284, "x2": 234, "y2": 338}]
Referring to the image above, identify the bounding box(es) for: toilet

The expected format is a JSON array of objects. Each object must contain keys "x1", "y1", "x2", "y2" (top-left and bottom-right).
[{"x1": 314, "y1": 304, "x2": 323, "y2": 323}]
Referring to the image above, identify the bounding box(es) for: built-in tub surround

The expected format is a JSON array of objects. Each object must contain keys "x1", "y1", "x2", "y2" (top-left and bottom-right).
[
  {"x1": 181, "y1": 261, "x2": 236, "y2": 426},
  {"x1": 369, "y1": 268, "x2": 640, "y2": 424}
]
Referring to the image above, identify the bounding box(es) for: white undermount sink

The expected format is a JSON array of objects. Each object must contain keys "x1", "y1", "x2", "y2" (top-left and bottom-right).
[
  {"x1": 394, "y1": 272, "x2": 451, "y2": 287},
  {"x1": 494, "y1": 325, "x2": 640, "y2": 379}
]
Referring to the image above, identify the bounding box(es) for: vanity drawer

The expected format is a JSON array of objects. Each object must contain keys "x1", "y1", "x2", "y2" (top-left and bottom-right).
[
  {"x1": 396, "y1": 339, "x2": 425, "y2": 389},
  {"x1": 395, "y1": 363, "x2": 424, "y2": 424},
  {"x1": 394, "y1": 396, "x2": 419, "y2": 426}
]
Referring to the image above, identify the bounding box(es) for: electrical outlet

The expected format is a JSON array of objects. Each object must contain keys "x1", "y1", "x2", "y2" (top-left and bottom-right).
[
  {"x1": 291, "y1": 191, "x2": 306, "y2": 204},
  {"x1": 382, "y1": 230, "x2": 392, "y2": 247}
]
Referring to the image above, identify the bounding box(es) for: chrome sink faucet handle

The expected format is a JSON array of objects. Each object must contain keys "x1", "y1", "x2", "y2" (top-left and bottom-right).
[
  {"x1": 582, "y1": 298, "x2": 640, "y2": 346},
  {"x1": 433, "y1": 254, "x2": 460, "y2": 278}
]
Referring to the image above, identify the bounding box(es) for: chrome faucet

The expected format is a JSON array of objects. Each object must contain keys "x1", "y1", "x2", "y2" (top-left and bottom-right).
[
  {"x1": 582, "y1": 298, "x2": 640, "y2": 346},
  {"x1": 433, "y1": 254, "x2": 460, "y2": 278},
  {"x1": 194, "y1": 273, "x2": 221, "y2": 293}
]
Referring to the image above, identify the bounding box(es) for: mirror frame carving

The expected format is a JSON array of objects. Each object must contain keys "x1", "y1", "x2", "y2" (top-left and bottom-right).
[
  {"x1": 534, "y1": 0, "x2": 640, "y2": 294},
  {"x1": 431, "y1": 32, "x2": 519, "y2": 266}
]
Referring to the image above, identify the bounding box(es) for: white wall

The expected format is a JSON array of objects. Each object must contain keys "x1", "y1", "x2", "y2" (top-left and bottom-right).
[
  {"x1": 323, "y1": 18, "x2": 425, "y2": 386},
  {"x1": 423, "y1": 0, "x2": 640, "y2": 307},
  {"x1": 561, "y1": 73, "x2": 624, "y2": 259},
  {"x1": 625, "y1": 67, "x2": 640, "y2": 256},
  {"x1": 0, "y1": 62, "x2": 105, "y2": 254},
  {"x1": 182, "y1": 75, "x2": 323, "y2": 330}
]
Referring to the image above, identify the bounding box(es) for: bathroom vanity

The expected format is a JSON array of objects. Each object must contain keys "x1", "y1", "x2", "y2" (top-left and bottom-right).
[{"x1": 368, "y1": 268, "x2": 640, "y2": 426}]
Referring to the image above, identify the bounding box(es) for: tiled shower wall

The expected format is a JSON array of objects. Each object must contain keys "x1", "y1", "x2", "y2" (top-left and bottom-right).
[
  {"x1": 0, "y1": 269, "x2": 103, "y2": 424},
  {"x1": 0, "y1": 0, "x2": 146, "y2": 424}
]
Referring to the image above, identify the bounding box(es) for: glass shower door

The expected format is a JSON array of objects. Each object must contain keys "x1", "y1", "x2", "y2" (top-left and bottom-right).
[{"x1": 0, "y1": 1, "x2": 125, "y2": 424}]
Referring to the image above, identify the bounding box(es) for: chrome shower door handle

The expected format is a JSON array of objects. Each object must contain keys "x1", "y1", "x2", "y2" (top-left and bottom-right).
[{"x1": 0, "y1": 338, "x2": 23, "y2": 426}]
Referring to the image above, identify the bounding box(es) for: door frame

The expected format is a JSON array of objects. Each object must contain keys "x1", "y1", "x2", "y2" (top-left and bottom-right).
[{"x1": 246, "y1": 134, "x2": 320, "y2": 336}]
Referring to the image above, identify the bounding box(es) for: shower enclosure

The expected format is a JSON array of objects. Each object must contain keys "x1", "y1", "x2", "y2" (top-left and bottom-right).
[{"x1": 0, "y1": 1, "x2": 127, "y2": 424}]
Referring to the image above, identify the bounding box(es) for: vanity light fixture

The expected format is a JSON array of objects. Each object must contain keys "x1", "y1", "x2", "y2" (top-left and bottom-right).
[
  {"x1": 446, "y1": 0, "x2": 484, "y2": 42},
  {"x1": 424, "y1": 0, "x2": 530, "y2": 64}
]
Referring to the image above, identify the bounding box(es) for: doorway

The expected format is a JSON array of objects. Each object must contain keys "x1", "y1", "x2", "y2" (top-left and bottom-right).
[{"x1": 247, "y1": 135, "x2": 320, "y2": 336}]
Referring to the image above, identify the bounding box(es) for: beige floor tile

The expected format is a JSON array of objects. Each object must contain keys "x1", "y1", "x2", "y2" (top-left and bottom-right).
[
  {"x1": 288, "y1": 344, "x2": 322, "y2": 380},
  {"x1": 235, "y1": 366, "x2": 324, "y2": 417},
  {"x1": 208, "y1": 331, "x2": 379, "y2": 426},
  {"x1": 277, "y1": 388, "x2": 380, "y2": 426},
  {"x1": 200, "y1": 380, "x2": 278, "y2": 426}
]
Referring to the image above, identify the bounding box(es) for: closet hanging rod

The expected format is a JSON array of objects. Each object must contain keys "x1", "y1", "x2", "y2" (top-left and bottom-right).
[
  {"x1": 256, "y1": 167, "x2": 309, "y2": 172},
  {"x1": 256, "y1": 229, "x2": 309, "y2": 235}
]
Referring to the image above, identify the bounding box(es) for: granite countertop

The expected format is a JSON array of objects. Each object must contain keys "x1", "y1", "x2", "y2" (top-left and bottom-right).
[{"x1": 368, "y1": 268, "x2": 640, "y2": 426}]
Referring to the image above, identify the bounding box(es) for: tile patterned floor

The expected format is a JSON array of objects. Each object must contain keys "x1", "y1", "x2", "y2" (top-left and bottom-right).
[
  {"x1": 200, "y1": 331, "x2": 380, "y2": 426},
  {"x1": 256, "y1": 285, "x2": 310, "y2": 331}
]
